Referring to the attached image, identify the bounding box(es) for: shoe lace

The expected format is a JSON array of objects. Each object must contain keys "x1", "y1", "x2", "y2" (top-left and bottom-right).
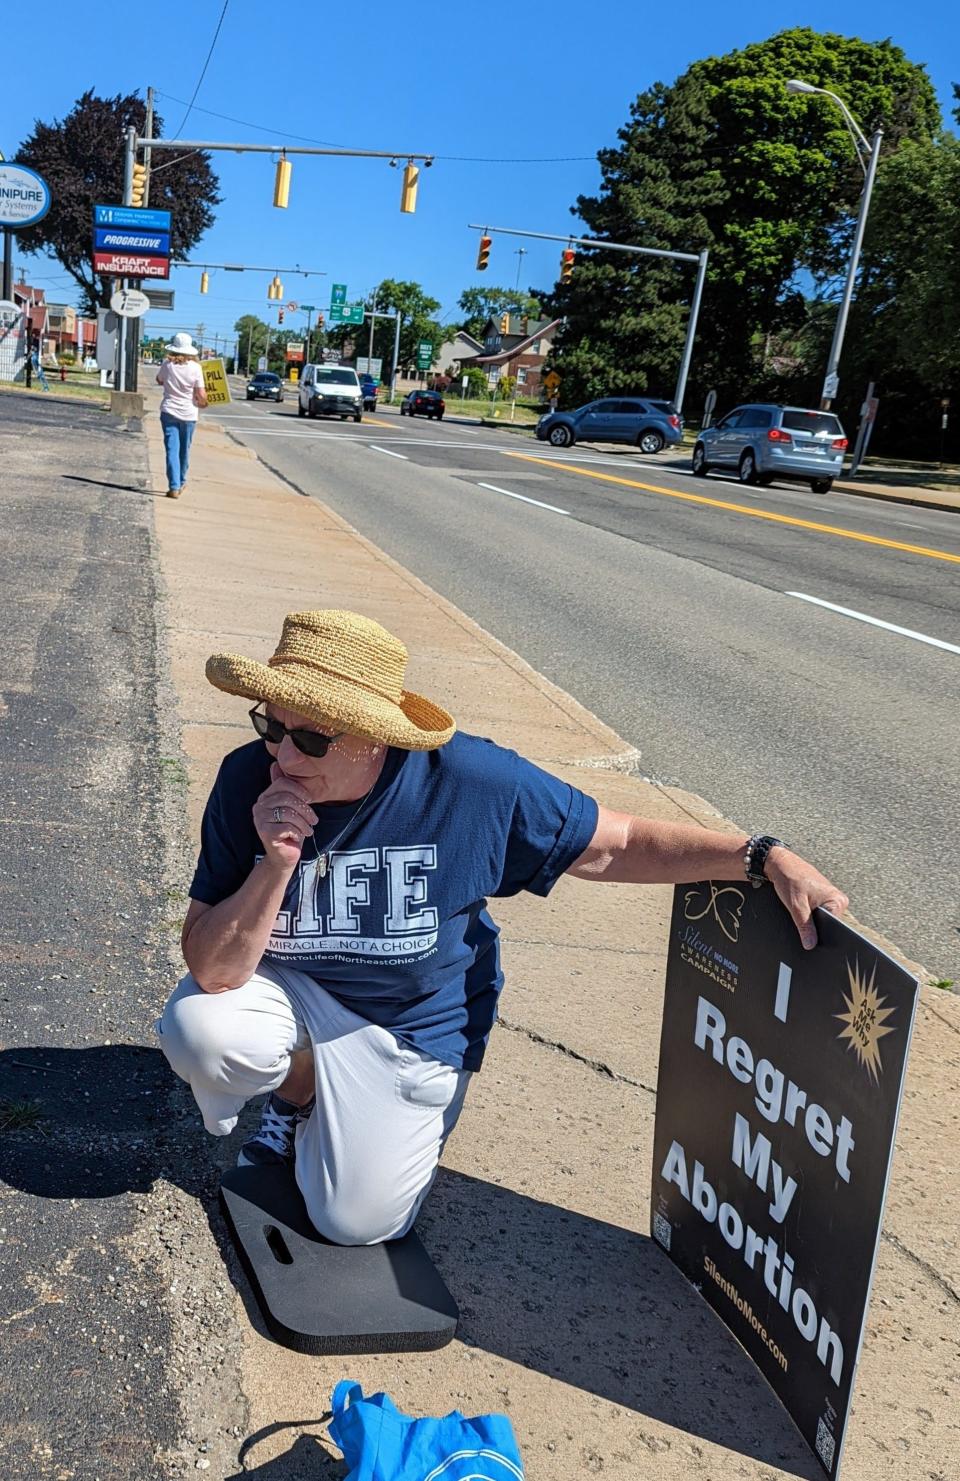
[{"x1": 256, "y1": 1099, "x2": 298, "y2": 1154}]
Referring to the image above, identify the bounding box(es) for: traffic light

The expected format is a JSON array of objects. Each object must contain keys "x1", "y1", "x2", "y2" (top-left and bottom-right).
[
  {"x1": 200, "y1": 272, "x2": 209, "y2": 294},
  {"x1": 130, "y1": 162, "x2": 147, "y2": 207},
  {"x1": 476, "y1": 235, "x2": 492, "y2": 272},
  {"x1": 268, "y1": 276, "x2": 283, "y2": 301},
  {"x1": 273, "y1": 154, "x2": 291, "y2": 209},
  {"x1": 520, "y1": 314, "x2": 529, "y2": 335},
  {"x1": 317, "y1": 313, "x2": 324, "y2": 328},
  {"x1": 560, "y1": 249, "x2": 575, "y2": 285},
  {"x1": 400, "y1": 162, "x2": 419, "y2": 214},
  {"x1": 499, "y1": 313, "x2": 509, "y2": 334},
  {"x1": 278, "y1": 309, "x2": 284, "y2": 324}
]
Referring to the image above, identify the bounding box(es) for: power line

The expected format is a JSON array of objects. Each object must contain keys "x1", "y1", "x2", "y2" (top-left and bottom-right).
[
  {"x1": 155, "y1": 90, "x2": 595, "y2": 164},
  {"x1": 170, "y1": 1, "x2": 231, "y2": 139}
]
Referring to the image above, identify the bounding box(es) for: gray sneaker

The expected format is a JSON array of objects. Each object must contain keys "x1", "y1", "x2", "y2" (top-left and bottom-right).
[{"x1": 238, "y1": 1091, "x2": 314, "y2": 1168}]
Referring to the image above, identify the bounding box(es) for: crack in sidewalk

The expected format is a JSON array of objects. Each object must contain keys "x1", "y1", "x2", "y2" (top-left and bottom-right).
[{"x1": 496, "y1": 1015, "x2": 657, "y2": 1095}]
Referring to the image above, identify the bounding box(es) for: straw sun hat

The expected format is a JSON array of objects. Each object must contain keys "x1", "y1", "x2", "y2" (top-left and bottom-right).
[{"x1": 205, "y1": 610, "x2": 456, "y2": 751}]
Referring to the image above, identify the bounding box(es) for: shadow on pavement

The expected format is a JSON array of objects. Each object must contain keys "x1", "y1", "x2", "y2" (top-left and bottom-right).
[
  {"x1": 61, "y1": 474, "x2": 149, "y2": 494},
  {"x1": 0, "y1": 1046, "x2": 818, "y2": 1477},
  {"x1": 230, "y1": 1421, "x2": 340, "y2": 1480}
]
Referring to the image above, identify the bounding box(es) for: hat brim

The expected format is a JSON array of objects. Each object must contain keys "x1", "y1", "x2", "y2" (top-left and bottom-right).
[
  {"x1": 205, "y1": 653, "x2": 456, "y2": 751},
  {"x1": 165, "y1": 345, "x2": 199, "y2": 357}
]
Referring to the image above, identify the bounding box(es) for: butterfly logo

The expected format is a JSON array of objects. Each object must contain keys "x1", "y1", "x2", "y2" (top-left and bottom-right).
[{"x1": 683, "y1": 882, "x2": 745, "y2": 943}]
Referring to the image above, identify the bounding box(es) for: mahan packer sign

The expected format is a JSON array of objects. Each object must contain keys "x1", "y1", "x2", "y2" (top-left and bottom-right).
[{"x1": 651, "y1": 880, "x2": 917, "y2": 1476}]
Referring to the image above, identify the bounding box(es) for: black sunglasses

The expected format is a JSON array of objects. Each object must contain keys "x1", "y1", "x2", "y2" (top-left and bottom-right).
[{"x1": 249, "y1": 706, "x2": 345, "y2": 758}]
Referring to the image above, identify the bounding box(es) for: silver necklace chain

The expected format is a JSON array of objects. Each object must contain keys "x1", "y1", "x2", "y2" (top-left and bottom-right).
[{"x1": 312, "y1": 780, "x2": 378, "y2": 878}]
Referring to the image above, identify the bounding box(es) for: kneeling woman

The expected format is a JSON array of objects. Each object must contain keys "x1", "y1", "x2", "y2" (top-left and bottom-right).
[{"x1": 156, "y1": 610, "x2": 847, "y2": 1245}]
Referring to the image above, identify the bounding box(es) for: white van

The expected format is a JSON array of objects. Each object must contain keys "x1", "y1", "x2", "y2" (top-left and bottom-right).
[{"x1": 298, "y1": 364, "x2": 363, "y2": 422}]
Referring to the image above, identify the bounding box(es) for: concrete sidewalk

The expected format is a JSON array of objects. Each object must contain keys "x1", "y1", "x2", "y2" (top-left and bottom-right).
[{"x1": 145, "y1": 396, "x2": 959, "y2": 1480}]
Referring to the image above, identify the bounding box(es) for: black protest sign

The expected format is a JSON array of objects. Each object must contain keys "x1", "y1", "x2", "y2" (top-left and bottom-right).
[{"x1": 650, "y1": 881, "x2": 918, "y2": 1477}]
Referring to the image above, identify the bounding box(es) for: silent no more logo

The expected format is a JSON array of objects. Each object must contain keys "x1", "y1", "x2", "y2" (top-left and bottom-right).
[
  {"x1": 835, "y1": 957, "x2": 897, "y2": 1082},
  {"x1": 683, "y1": 882, "x2": 745, "y2": 943}
]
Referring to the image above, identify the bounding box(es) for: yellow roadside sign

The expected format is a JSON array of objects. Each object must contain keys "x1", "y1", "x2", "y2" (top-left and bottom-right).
[
  {"x1": 202, "y1": 357, "x2": 231, "y2": 405},
  {"x1": 289, "y1": 366, "x2": 299, "y2": 384},
  {"x1": 543, "y1": 370, "x2": 561, "y2": 392}
]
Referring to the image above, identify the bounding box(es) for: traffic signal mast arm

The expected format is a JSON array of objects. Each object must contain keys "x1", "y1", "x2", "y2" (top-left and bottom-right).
[{"x1": 467, "y1": 224, "x2": 709, "y2": 416}]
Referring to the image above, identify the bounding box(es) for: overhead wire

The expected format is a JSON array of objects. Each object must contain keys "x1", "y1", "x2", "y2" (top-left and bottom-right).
[
  {"x1": 155, "y1": 91, "x2": 594, "y2": 163},
  {"x1": 169, "y1": 1, "x2": 231, "y2": 139}
]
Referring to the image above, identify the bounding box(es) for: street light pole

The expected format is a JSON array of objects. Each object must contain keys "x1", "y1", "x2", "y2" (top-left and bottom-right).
[
  {"x1": 785, "y1": 80, "x2": 882, "y2": 411},
  {"x1": 820, "y1": 126, "x2": 882, "y2": 410}
]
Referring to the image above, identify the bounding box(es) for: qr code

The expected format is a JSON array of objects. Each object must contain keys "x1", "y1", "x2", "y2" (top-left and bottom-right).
[
  {"x1": 815, "y1": 1418, "x2": 836, "y2": 1472},
  {"x1": 652, "y1": 1212, "x2": 671, "y2": 1251}
]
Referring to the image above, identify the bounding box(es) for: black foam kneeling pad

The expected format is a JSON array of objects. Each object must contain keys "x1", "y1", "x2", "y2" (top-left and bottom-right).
[{"x1": 219, "y1": 1165, "x2": 459, "y2": 1354}]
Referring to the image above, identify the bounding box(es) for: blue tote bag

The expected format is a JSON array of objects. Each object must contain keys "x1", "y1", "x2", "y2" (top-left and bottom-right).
[{"x1": 329, "y1": 1381, "x2": 525, "y2": 1481}]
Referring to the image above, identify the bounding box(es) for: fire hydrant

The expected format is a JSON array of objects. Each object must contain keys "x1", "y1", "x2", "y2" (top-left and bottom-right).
[{"x1": 60, "y1": 365, "x2": 67, "y2": 383}]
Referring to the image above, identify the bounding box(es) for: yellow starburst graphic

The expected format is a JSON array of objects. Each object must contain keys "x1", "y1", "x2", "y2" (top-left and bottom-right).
[{"x1": 835, "y1": 958, "x2": 897, "y2": 1082}]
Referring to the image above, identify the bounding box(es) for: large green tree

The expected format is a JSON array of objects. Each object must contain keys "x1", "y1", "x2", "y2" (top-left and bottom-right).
[
  {"x1": 542, "y1": 29, "x2": 939, "y2": 411},
  {"x1": 16, "y1": 90, "x2": 220, "y2": 315}
]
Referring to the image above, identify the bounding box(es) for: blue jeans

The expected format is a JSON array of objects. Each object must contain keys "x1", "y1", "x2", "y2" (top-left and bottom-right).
[{"x1": 160, "y1": 413, "x2": 197, "y2": 491}]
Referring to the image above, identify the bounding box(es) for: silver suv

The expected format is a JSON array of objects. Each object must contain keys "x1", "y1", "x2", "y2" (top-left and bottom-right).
[{"x1": 692, "y1": 404, "x2": 848, "y2": 493}]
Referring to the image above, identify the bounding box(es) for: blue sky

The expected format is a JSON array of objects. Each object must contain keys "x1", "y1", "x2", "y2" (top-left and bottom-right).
[{"x1": 5, "y1": 1, "x2": 957, "y2": 350}]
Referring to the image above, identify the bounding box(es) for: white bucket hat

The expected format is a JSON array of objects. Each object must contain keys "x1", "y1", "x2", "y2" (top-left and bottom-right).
[{"x1": 165, "y1": 332, "x2": 200, "y2": 357}]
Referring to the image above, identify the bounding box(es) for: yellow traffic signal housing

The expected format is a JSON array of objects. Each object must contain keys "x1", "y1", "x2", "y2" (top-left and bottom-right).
[
  {"x1": 200, "y1": 272, "x2": 209, "y2": 294},
  {"x1": 268, "y1": 276, "x2": 283, "y2": 301},
  {"x1": 130, "y1": 162, "x2": 148, "y2": 207},
  {"x1": 476, "y1": 235, "x2": 492, "y2": 271},
  {"x1": 520, "y1": 314, "x2": 529, "y2": 334},
  {"x1": 499, "y1": 313, "x2": 509, "y2": 334},
  {"x1": 273, "y1": 155, "x2": 291, "y2": 209},
  {"x1": 400, "y1": 162, "x2": 419, "y2": 214},
  {"x1": 560, "y1": 249, "x2": 575, "y2": 285}
]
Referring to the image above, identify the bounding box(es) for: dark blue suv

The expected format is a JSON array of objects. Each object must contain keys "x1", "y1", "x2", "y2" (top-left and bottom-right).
[{"x1": 536, "y1": 396, "x2": 683, "y2": 453}]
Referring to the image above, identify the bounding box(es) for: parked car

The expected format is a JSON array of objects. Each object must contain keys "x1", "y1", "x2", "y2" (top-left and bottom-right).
[
  {"x1": 401, "y1": 389, "x2": 445, "y2": 420},
  {"x1": 359, "y1": 374, "x2": 379, "y2": 411},
  {"x1": 246, "y1": 371, "x2": 283, "y2": 403},
  {"x1": 298, "y1": 364, "x2": 363, "y2": 422},
  {"x1": 692, "y1": 404, "x2": 848, "y2": 493},
  {"x1": 535, "y1": 397, "x2": 682, "y2": 453}
]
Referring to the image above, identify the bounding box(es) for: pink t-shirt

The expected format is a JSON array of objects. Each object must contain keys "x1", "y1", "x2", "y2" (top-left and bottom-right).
[{"x1": 157, "y1": 359, "x2": 205, "y2": 421}]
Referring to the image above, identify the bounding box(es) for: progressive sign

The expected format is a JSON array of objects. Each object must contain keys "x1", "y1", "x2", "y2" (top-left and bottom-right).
[
  {"x1": 92, "y1": 204, "x2": 171, "y2": 280},
  {"x1": 651, "y1": 883, "x2": 917, "y2": 1476}
]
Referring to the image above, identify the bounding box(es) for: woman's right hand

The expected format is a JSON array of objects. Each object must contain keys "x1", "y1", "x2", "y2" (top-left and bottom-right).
[{"x1": 252, "y1": 762, "x2": 318, "y2": 872}]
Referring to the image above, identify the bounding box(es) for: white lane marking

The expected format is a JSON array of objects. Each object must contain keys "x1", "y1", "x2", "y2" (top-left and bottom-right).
[
  {"x1": 787, "y1": 592, "x2": 960, "y2": 655},
  {"x1": 477, "y1": 482, "x2": 568, "y2": 516},
  {"x1": 369, "y1": 444, "x2": 408, "y2": 460}
]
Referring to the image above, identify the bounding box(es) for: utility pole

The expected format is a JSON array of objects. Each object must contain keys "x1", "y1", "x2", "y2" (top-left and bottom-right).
[
  {"x1": 819, "y1": 128, "x2": 882, "y2": 410},
  {"x1": 513, "y1": 247, "x2": 527, "y2": 292},
  {"x1": 367, "y1": 284, "x2": 378, "y2": 368}
]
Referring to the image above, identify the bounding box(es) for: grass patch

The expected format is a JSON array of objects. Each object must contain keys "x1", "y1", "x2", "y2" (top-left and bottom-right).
[
  {"x1": 158, "y1": 756, "x2": 188, "y2": 789},
  {"x1": 930, "y1": 978, "x2": 955, "y2": 991},
  {"x1": 0, "y1": 1099, "x2": 47, "y2": 1134},
  {"x1": 0, "y1": 374, "x2": 111, "y2": 406}
]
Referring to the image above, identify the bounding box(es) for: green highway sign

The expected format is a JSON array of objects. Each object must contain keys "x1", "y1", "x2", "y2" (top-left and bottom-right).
[
  {"x1": 331, "y1": 283, "x2": 347, "y2": 306},
  {"x1": 416, "y1": 340, "x2": 433, "y2": 370},
  {"x1": 330, "y1": 301, "x2": 365, "y2": 325},
  {"x1": 300, "y1": 303, "x2": 315, "y2": 312}
]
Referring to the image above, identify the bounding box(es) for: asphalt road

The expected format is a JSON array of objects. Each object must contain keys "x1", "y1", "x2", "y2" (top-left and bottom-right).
[{"x1": 213, "y1": 395, "x2": 960, "y2": 982}]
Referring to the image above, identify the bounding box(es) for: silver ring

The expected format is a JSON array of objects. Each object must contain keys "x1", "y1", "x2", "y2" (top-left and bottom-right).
[{"x1": 273, "y1": 806, "x2": 283, "y2": 823}]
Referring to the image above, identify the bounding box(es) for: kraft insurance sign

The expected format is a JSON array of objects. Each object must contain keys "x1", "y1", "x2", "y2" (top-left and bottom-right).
[{"x1": 651, "y1": 881, "x2": 917, "y2": 1477}]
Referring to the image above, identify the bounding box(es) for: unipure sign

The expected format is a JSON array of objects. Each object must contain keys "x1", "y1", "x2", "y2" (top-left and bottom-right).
[
  {"x1": 651, "y1": 884, "x2": 917, "y2": 1477},
  {"x1": 0, "y1": 164, "x2": 51, "y2": 228}
]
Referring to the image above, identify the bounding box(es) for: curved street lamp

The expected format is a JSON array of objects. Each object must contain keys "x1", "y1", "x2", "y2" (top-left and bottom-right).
[{"x1": 786, "y1": 79, "x2": 883, "y2": 410}]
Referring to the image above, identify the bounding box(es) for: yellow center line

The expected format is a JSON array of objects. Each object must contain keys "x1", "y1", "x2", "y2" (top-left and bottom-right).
[{"x1": 505, "y1": 452, "x2": 960, "y2": 566}]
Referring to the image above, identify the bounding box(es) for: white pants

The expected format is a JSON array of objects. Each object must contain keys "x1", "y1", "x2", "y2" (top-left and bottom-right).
[{"x1": 155, "y1": 963, "x2": 471, "y2": 1245}]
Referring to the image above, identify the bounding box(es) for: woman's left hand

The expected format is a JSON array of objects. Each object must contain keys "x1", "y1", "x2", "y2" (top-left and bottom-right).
[{"x1": 764, "y1": 847, "x2": 849, "y2": 951}]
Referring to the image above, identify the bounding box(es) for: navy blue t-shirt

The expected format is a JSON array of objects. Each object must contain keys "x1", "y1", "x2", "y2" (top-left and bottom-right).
[{"x1": 189, "y1": 733, "x2": 598, "y2": 1070}]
